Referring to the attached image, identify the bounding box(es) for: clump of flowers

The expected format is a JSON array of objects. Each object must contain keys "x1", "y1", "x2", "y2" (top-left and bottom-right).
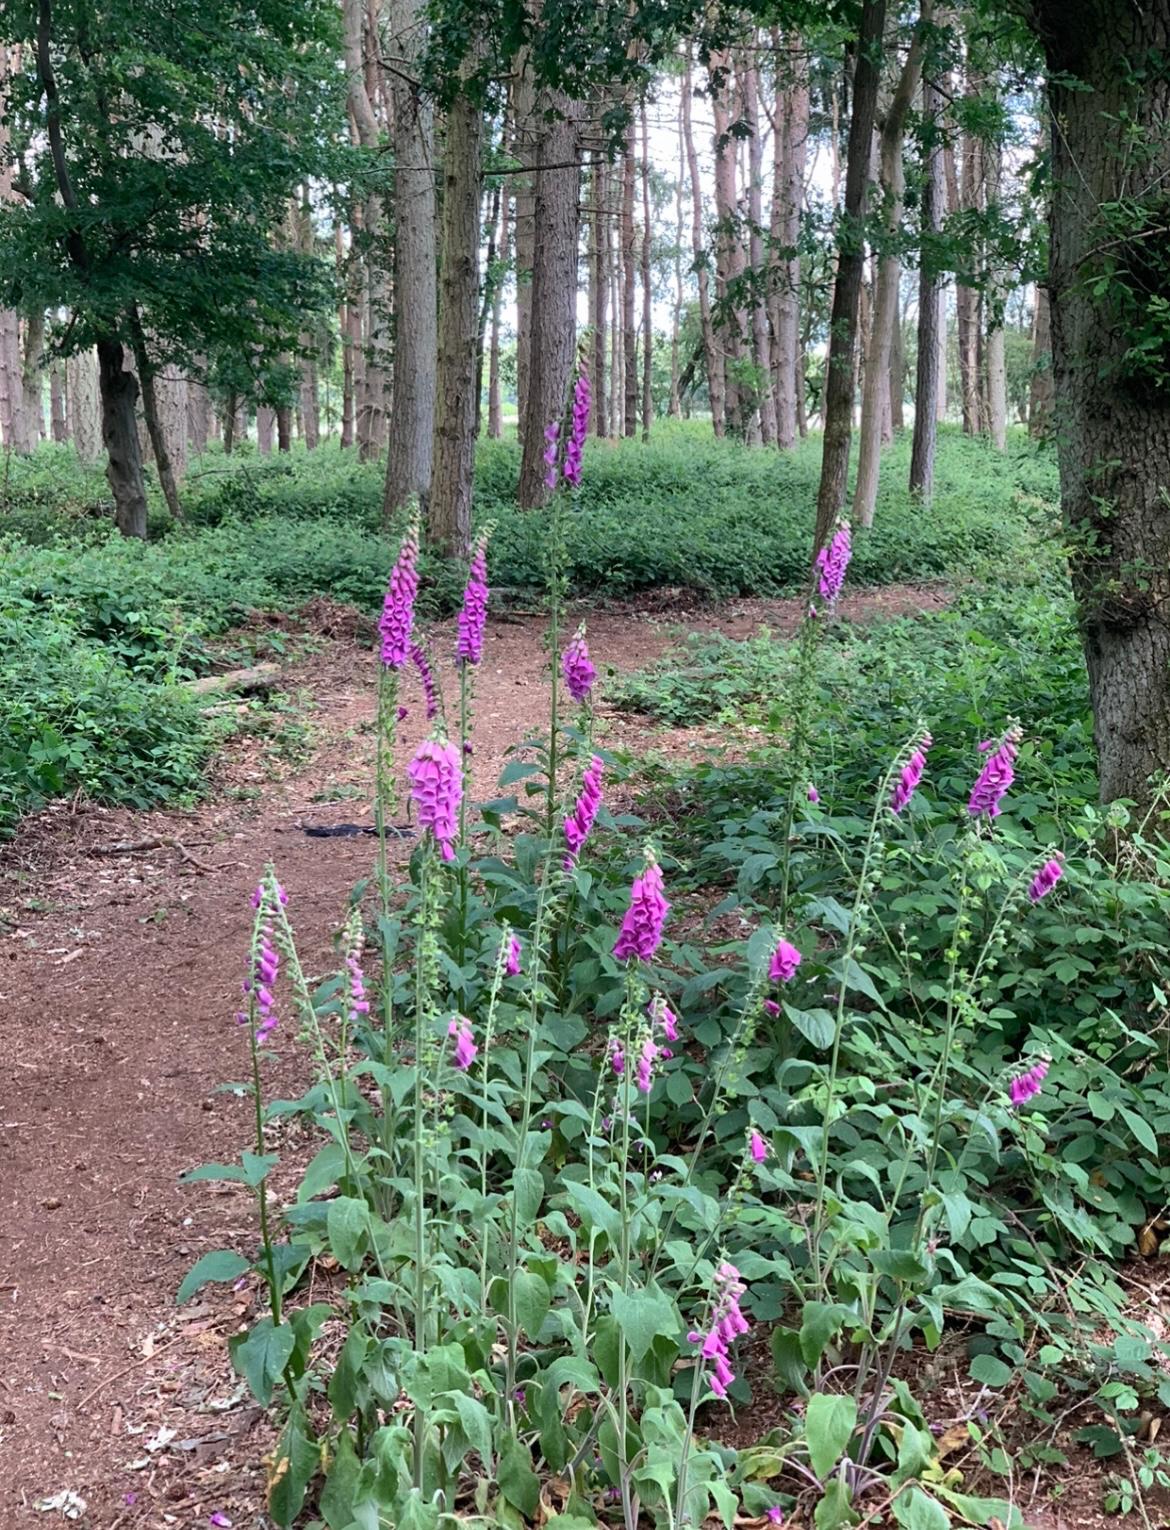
[
  {"x1": 650, "y1": 993, "x2": 679, "y2": 1044},
  {"x1": 564, "y1": 360, "x2": 591, "y2": 488},
  {"x1": 814, "y1": 519, "x2": 852, "y2": 606},
  {"x1": 449, "y1": 1015, "x2": 477, "y2": 1070},
  {"x1": 635, "y1": 1033, "x2": 659, "y2": 1094},
  {"x1": 562, "y1": 626, "x2": 597, "y2": 705},
  {"x1": 564, "y1": 754, "x2": 604, "y2": 868},
  {"x1": 968, "y1": 725, "x2": 1022, "y2": 819},
  {"x1": 606, "y1": 1035, "x2": 625, "y2": 1076},
  {"x1": 408, "y1": 737, "x2": 463, "y2": 862},
  {"x1": 409, "y1": 640, "x2": 439, "y2": 721},
  {"x1": 457, "y1": 533, "x2": 489, "y2": 666},
  {"x1": 1028, "y1": 856, "x2": 1064, "y2": 903},
  {"x1": 1009, "y1": 1056, "x2": 1050, "y2": 1107},
  {"x1": 543, "y1": 421, "x2": 560, "y2": 492},
  {"x1": 344, "y1": 910, "x2": 370, "y2": 1024},
  {"x1": 769, "y1": 936, "x2": 801, "y2": 984},
  {"x1": 379, "y1": 520, "x2": 419, "y2": 669},
  {"x1": 690, "y1": 1261, "x2": 751, "y2": 1399},
  {"x1": 890, "y1": 731, "x2": 932, "y2": 815},
  {"x1": 241, "y1": 881, "x2": 286, "y2": 1044},
  {"x1": 613, "y1": 851, "x2": 670, "y2": 963}
]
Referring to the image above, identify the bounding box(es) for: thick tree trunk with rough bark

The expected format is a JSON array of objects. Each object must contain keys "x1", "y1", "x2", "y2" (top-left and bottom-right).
[
  {"x1": 517, "y1": 96, "x2": 582, "y2": 507},
  {"x1": 489, "y1": 180, "x2": 508, "y2": 440},
  {"x1": 956, "y1": 115, "x2": 982, "y2": 435},
  {"x1": 67, "y1": 348, "x2": 101, "y2": 462},
  {"x1": 383, "y1": 0, "x2": 437, "y2": 506},
  {"x1": 96, "y1": 337, "x2": 148, "y2": 538},
  {"x1": 429, "y1": 88, "x2": 483, "y2": 556},
  {"x1": 854, "y1": 25, "x2": 923, "y2": 527},
  {"x1": 589, "y1": 153, "x2": 609, "y2": 438},
  {"x1": 16, "y1": 311, "x2": 45, "y2": 451},
  {"x1": 1031, "y1": 0, "x2": 1170, "y2": 803},
  {"x1": 49, "y1": 363, "x2": 66, "y2": 442},
  {"x1": 1029, "y1": 284, "x2": 1054, "y2": 436},
  {"x1": 910, "y1": 66, "x2": 944, "y2": 498},
  {"x1": 187, "y1": 375, "x2": 210, "y2": 457},
  {"x1": 512, "y1": 68, "x2": 537, "y2": 440},
  {"x1": 257, "y1": 406, "x2": 275, "y2": 454},
  {"x1": 683, "y1": 53, "x2": 724, "y2": 436},
  {"x1": 814, "y1": 0, "x2": 886, "y2": 551}
]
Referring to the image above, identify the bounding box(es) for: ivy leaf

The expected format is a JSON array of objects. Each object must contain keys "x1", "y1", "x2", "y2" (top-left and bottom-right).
[{"x1": 805, "y1": 1392, "x2": 857, "y2": 1480}]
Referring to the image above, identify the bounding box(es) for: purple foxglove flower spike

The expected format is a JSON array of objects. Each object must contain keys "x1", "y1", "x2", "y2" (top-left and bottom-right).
[
  {"x1": 562, "y1": 626, "x2": 597, "y2": 705},
  {"x1": 607, "y1": 1036, "x2": 625, "y2": 1076},
  {"x1": 890, "y1": 731, "x2": 933, "y2": 815},
  {"x1": 564, "y1": 360, "x2": 591, "y2": 488},
  {"x1": 543, "y1": 421, "x2": 560, "y2": 492},
  {"x1": 968, "y1": 725, "x2": 1022, "y2": 819},
  {"x1": 379, "y1": 520, "x2": 420, "y2": 669},
  {"x1": 1028, "y1": 856, "x2": 1064, "y2": 903},
  {"x1": 807, "y1": 784, "x2": 820, "y2": 804},
  {"x1": 408, "y1": 737, "x2": 463, "y2": 862},
  {"x1": 457, "y1": 533, "x2": 490, "y2": 666},
  {"x1": 749, "y1": 1129, "x2": 768, "y2": 1164},
  {"x1": 693, "y1": 1261, "x2": 750, "y2": 1399},
  {"x1": 769, "y1": 936, "x2": 801, "y2": 984},
  {"x1": 448, "y1": 1015, "x2": 477, "y2": 1070},
  {"x1": 814, "y1": 519, "x2": 852, "y2": 606},
  {"x1": 1008, "y1": 1056, "x2": 1049, "y2": 1107},
  {"x1": 503, "y1": 932, "x2": 522, "y2": 977},
  {"x1": 564, "y1": 754, "x2": 604, "y2": 868},
  {"x1": 636, "y1": 1034, "x2": 658, "y2": 1094},
  {"x1": 409, "y1": 640, "x2": 439, "y2": 721},
  {"x1": 650, "y1": 994, "x2": 679, "y2": 1044},
  {"x1": 613, "y1": 852, "x2": 670, "y2": 962}
]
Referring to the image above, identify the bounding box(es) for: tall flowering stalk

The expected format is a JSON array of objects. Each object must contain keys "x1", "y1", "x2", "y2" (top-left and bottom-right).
[
  {"x1": 240, "y1": 875, "x2": 287, "y2": 1329},
  {"x1": 968, "y1": 724, "x2": 1022, "y2": 819},
  {"x1": 814, "y1": 518, "x2": 852, "y2": 608},
  {"x1": 455, "y1": 530, "x2": 490, "y2": 958},
  {"x1": 613, "y1": 850, "x2": 670, "y2": 964},
  {"x1": 564, "y1": 358, "x2": 591, "y2": 489},
  {"x1": 409, "y1": 640, "x2": 439, "y2": 722},
  {"x1": 562, "y1": 625, "x2": 597, "y2": 705},
  {"x1": 408, "y1": 737, "x2": 463, "y2": 863},
  {"x1": 890, "y1": 729, "x2": 932, "y2": 815},
  {"x1": 564, "y1": 753, "x2": 604, "y2": 869}
]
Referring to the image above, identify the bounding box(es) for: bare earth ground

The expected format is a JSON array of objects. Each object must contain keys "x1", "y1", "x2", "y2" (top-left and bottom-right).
[{"x1": 0, "y1": 587, "x2": 1132, "y2": 1528}]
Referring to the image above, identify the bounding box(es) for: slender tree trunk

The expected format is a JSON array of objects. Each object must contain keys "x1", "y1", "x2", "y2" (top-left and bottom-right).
[
  {"x1": 609, "y1": 169, "x2": 623, "y2": 438},
  {"x1": 257, "y1": 405, "x2": 275, "y2": 453},
  {"x1": 814, "y1": 0, "x2": 886, "y2": 551},
  {"x1": 910, "y1": 63, "x2": 944, "y2": 498},
  {"x1": 742, "y1": 50, "x2": 776, "y2": 445},
  {"x1": 383, "y1": 0, "x2": 438, "y2": 509},
  {"x1": 640, "y1": 103, "x2": 654, "y2": 443},
  {"x1": 96, "y1": 337, "x2": 148, "y2": 537},
  {"x1": 854, "y1": 24, "x2": 923, "y2": 527},
  {"x1": 512, "y1": 67, "x2": 536, "y2": 440},
  {"x1": 589, "y1": 153, "x2": 609, "y2": 438},
  {"x1": 517, "y1": 96, "x2": 583, "y2": 507},
  {"x1": 889, "y1": 284, "x2": 904, "y2": 432},
  {"x1": 1029, "y1": 284, "x2": 1054, "y2": 436},
  {"x1": 475, "y1": 179, "x2": 502, "y2": 439},
  {"x1": 127, "y1": 308, "x2": 183, "y2": 521},
  {"x1": 49, "y1": 363, "x2": 66, "y2": 442},
  {"x1": 683, "y1": 51, "x2": 724, "y2": 436},
  {"x1": 15, "y1": 312, "x2": 45, "y2": 452},
  {"x1": 621, "y1": 121, "x2": 638, "y2": 438},
  {"x1": 984, "y1": 133, "x2": 1007, "y2": 449},
  {"x1": 276, "y1": 406, "x2": 292, "y2": 452},
  {"x1": 1031, "y1": 3, "x2": 1170, "y2": 803},
  {"x1": 770, "y1": 32, "x2": 808, "y2": 449},
  {"x1": 488, "y1": 180, "x2": 508, "y2": 439},
  {"x1": 956, "y1": 112, "x2": 982, "y2": 434},
  {"x1": 711, "y1": 52, "x2": 748, "y2": 434},
  {"x1": 67, "y1": 348, "x2": 101, "y2": 463},
  {"x1": 670, "y1": 100, "x2": 685, "y2": 418},
  {"x1": 430, "y1": 87, "x2": 483, "y2": 555}
]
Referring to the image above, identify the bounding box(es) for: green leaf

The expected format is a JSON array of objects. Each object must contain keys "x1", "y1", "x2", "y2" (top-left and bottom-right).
[
  {"x1": 969, "y1": 1353, "x2": 1013, "y2": 1387},
  {"x1": 813, "y1": 1475, "x2": 857, "y2": 1529},
  {"x1": 513, "y1": 1269, "x2": 552, "y2": 1342},
  {"x1": 328, "y1": 1324, "x2": 370, "y2": 1422},
  {"x1": 561, "y1": 1180, "x2": 622, "y2": 1242},
  {"x1": 799, "y1": 1302, "x2": 852, "y2": 1369},
  {"x1": 783, "y1": 1003, "x2": 834, "y2": 1050},
  {"x1": 1119, "y1": 1105, "x2": 1158, "y2": 1154},
  {"x1": 805, "y1": 1392, "x2": 857, "y2": 1480},
  {"x1": 610, "y1": 1286, "x2": 677, "y2": 1362},
  {"x1": 871, "y1": 1249, "x2": 929, "y2": 1283},
  {"x1": 498, "y1": 1433, "x2": 541, "y2": 1517},
  {"x1": 319, "y1": 1427, "x2": 361, "y2": 1530},
  {"x1": 512, "y1": 1166, "x2": 544, "y2": 1224},
  {"x1": 451, "y1": 1391, "x2": 494, "y2": 1465},
  {"x1": 231, "y1": 1317, "x2": 295, "y2": 1404},
  {"x1": 326, "y1": 1196, "x2": 370, "y2": 1270},
  {"x1": 176, "y1": 1249, "x2": 249, "y2": 1304},
  {"x1": 240, "y1": 1151, "x2": 280, "y2": 1185},
  {"x1": 267, "y1": 1400, "x2": 318, "y2": 1527},
  {"x1": 892, "y1": 1487, "x2": 949, "y2": 1530}
]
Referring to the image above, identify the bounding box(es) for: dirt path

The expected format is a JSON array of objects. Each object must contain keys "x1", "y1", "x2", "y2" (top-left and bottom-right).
[{"x1": 0, "y1": 589, "x2": 943, "y2": 1527}]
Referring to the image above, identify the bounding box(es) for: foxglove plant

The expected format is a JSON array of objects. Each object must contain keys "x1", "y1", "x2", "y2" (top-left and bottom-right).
[
  {"x1": 613, "y1": 850, "x2": 670, "y2": 963},
  {"x1": 564, "y1": 358, "x2": 591, "y2": 489},
  {"x1": 564, "y1": 753, "x2": 604, "y2": 868},
  {"x1": 562, "y1": 625, "x2": 597, "y2": 705},
  {"x1": 968, "y1": 724, "x2": 1022, "y2": 819},
  {"x1": 408, "y1": 736, "x2": 463, "y2": 863},
  {"x1": 890, "y1": 730, "x2": 932, "y2": 815}
]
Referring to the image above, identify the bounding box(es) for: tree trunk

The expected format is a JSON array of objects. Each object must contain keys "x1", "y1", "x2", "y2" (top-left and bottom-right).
[
  {"x1": 489, "y1": 179, "x2": 508, "y2": 439},
  {"x1": 589, "y1": 152, "x2": 609, "y2": 438},
  {"x1": 512, "y1": 67, "x2": 536, "y2": 441},
  {"x1": 67, "y1": 348, "x2": 102, "y2": 463},
  {"x1": 96, "y1": 336, "x2": 148, "y2": 537},
  {"x1": 621, "y1": 122, "x2": 638, "y2": 438},
  {"x1": 640, "y1": 102, "x2": 654, "y2": 443},
  {"x1": 16, "y1": 311, "x2": 45, "y2": 452},
  {"x1": 257, "y1": 405, "x2": 275, "y2": 454},
  {"x1": 276, "y1": 406, "x2": 292, "y2": 452},
  {"x1": 300, "y1": 361, "x2": 320, "y2": 449},
  {"x1": 889, "y1": 284, "x2": 904, "y2": 433},
  {"x1": 984, "y1": 133, "x2": 1007, "y2": 450},
  {"x1": 955, "y1": 117, "x2": 982, "y2": 435},
  {"x1": 475, "y1": 178, "x2": 502, "y2": 439},
  {"x1": 910, "y1": 65, "x2": 944, "y2": 498},
  {"x1": 770, "y1": 32, "x2": 808, "y2": 450},
  {"x1": 517, "y1": 96, "x2": 583, "y2": 507},
  {"x1": 814, "y1": 0, "x2": 886, "y2": 552},
  {"x1": 1029, "y1": 284, "x2": 1054, "y2": 436},
  {"x1": 1030, "y1": 2, "x2": 1170, "y2": 803},
  {"x1": 711, "y1": 52, "x2": 748, "y2": 435},
  {"x1": 127, "y1": 308, "x2": 184, "y2": 521},
  {"x1": 49, "y1": 364, "x2": 66, "y2": 443},
  {"x1": 670, "y1": 101, "x2": 685, "y2": 419},
  {"x1": 429, "y1": 87, "x2": 483, "y2": 556},
  {"x1": 742, "y1": 50, "x2": 776, "y2": 446},
  {"x1": 609, "y1": 167, "x2": 623, "y2": 438},
  {"x1": 683, "y1": 51, "x2": 724, "y2": 436},
  {"x1": 854, "y1": 23, "x2": 923, "y2": 528}
]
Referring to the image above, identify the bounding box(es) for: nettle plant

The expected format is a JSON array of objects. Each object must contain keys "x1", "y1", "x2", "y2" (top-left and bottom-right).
[{"x1": 179, "y1": 369, "x2": 1165, "y2": 1530}]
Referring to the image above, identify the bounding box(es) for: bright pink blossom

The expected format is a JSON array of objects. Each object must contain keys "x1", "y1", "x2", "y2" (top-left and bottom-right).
[
  {"x1": 408, "y1": 737, "x2": 463, "y2": 862},
  {"x1": 564, "y1": 754, "x2": 604, "y2": 868},
  {"x1": 769, "y1": 937, "x2": 801, "y2": 984},
  {"x1": 1028, "y1": 857, "x2": 1064, "y2": 903},
  {"x1": 457, "y1": 534, "x2": 489, "y2": 666},
  {"x1": 379, "y1": 523, "x2": 419, "y2": 669},
  {"x1": 449, "y1": 1015, "x2": 477, "y2": 1070},
  {"x1": 613, "y1": 855, "x2": 670, "y2": 962},
  {"x1": 969, "y1": 726, "x2": 1022, "y2": 819},
  {"x1": 891, "y1": 732, "x2": 932, "y2": 815},
  {"x1": 562, "y1": 628, "x2": 597, "y2": 705},
  {"x1": 1009, "y1": 1056, "x2": 1049, "y2": 1107}
]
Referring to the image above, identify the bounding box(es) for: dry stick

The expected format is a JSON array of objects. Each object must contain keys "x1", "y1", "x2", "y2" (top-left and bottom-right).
[
  {"x1": 76, "y1": 1337, "x2": 183, "y2": 1411},
  {"x1": 87, "y1": 836, "x2": 219, "y2": 872}
]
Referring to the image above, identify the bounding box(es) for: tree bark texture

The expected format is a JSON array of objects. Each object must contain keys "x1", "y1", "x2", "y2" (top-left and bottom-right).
[
  {"x1": 621, "y1": 122, "x2": 638, "y2": 438},
  {"x1": 770, "y1": 32, "x2": 808, "y2": 449},
  {"x1": 910, "y1": 65, "x2": 944, "y2": 499},
  {"x1": 96, "y1": 337, "x2": 148, "y2": 537},
  {"x1": 640, "y1": 102, "x2": 654, "y2": 443},
  {"x1": 711, "y1": 52, "x2": 748, "y2": 434},
  {"x1": 1031, "y1": 0, "x2": 1170, "y2": 802},
  {"x1": 589, "y1": 153, "x2": 609, "y2": 437},
  {"x1": 1028, "y1": 284, "x2": 1054, "y2": 436},
  {"x1": 814, "y1": 0, "x2": 886, "y2": 552},
  {"x1": 67, "y1": 348, "x2": 102, "y2": 463},
  {"x1": 429, "y1": 87, "x2": 483, "y2": 555},
  {"x1": 683, "y1": 52, "x2": 724, "y2": 436}
]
